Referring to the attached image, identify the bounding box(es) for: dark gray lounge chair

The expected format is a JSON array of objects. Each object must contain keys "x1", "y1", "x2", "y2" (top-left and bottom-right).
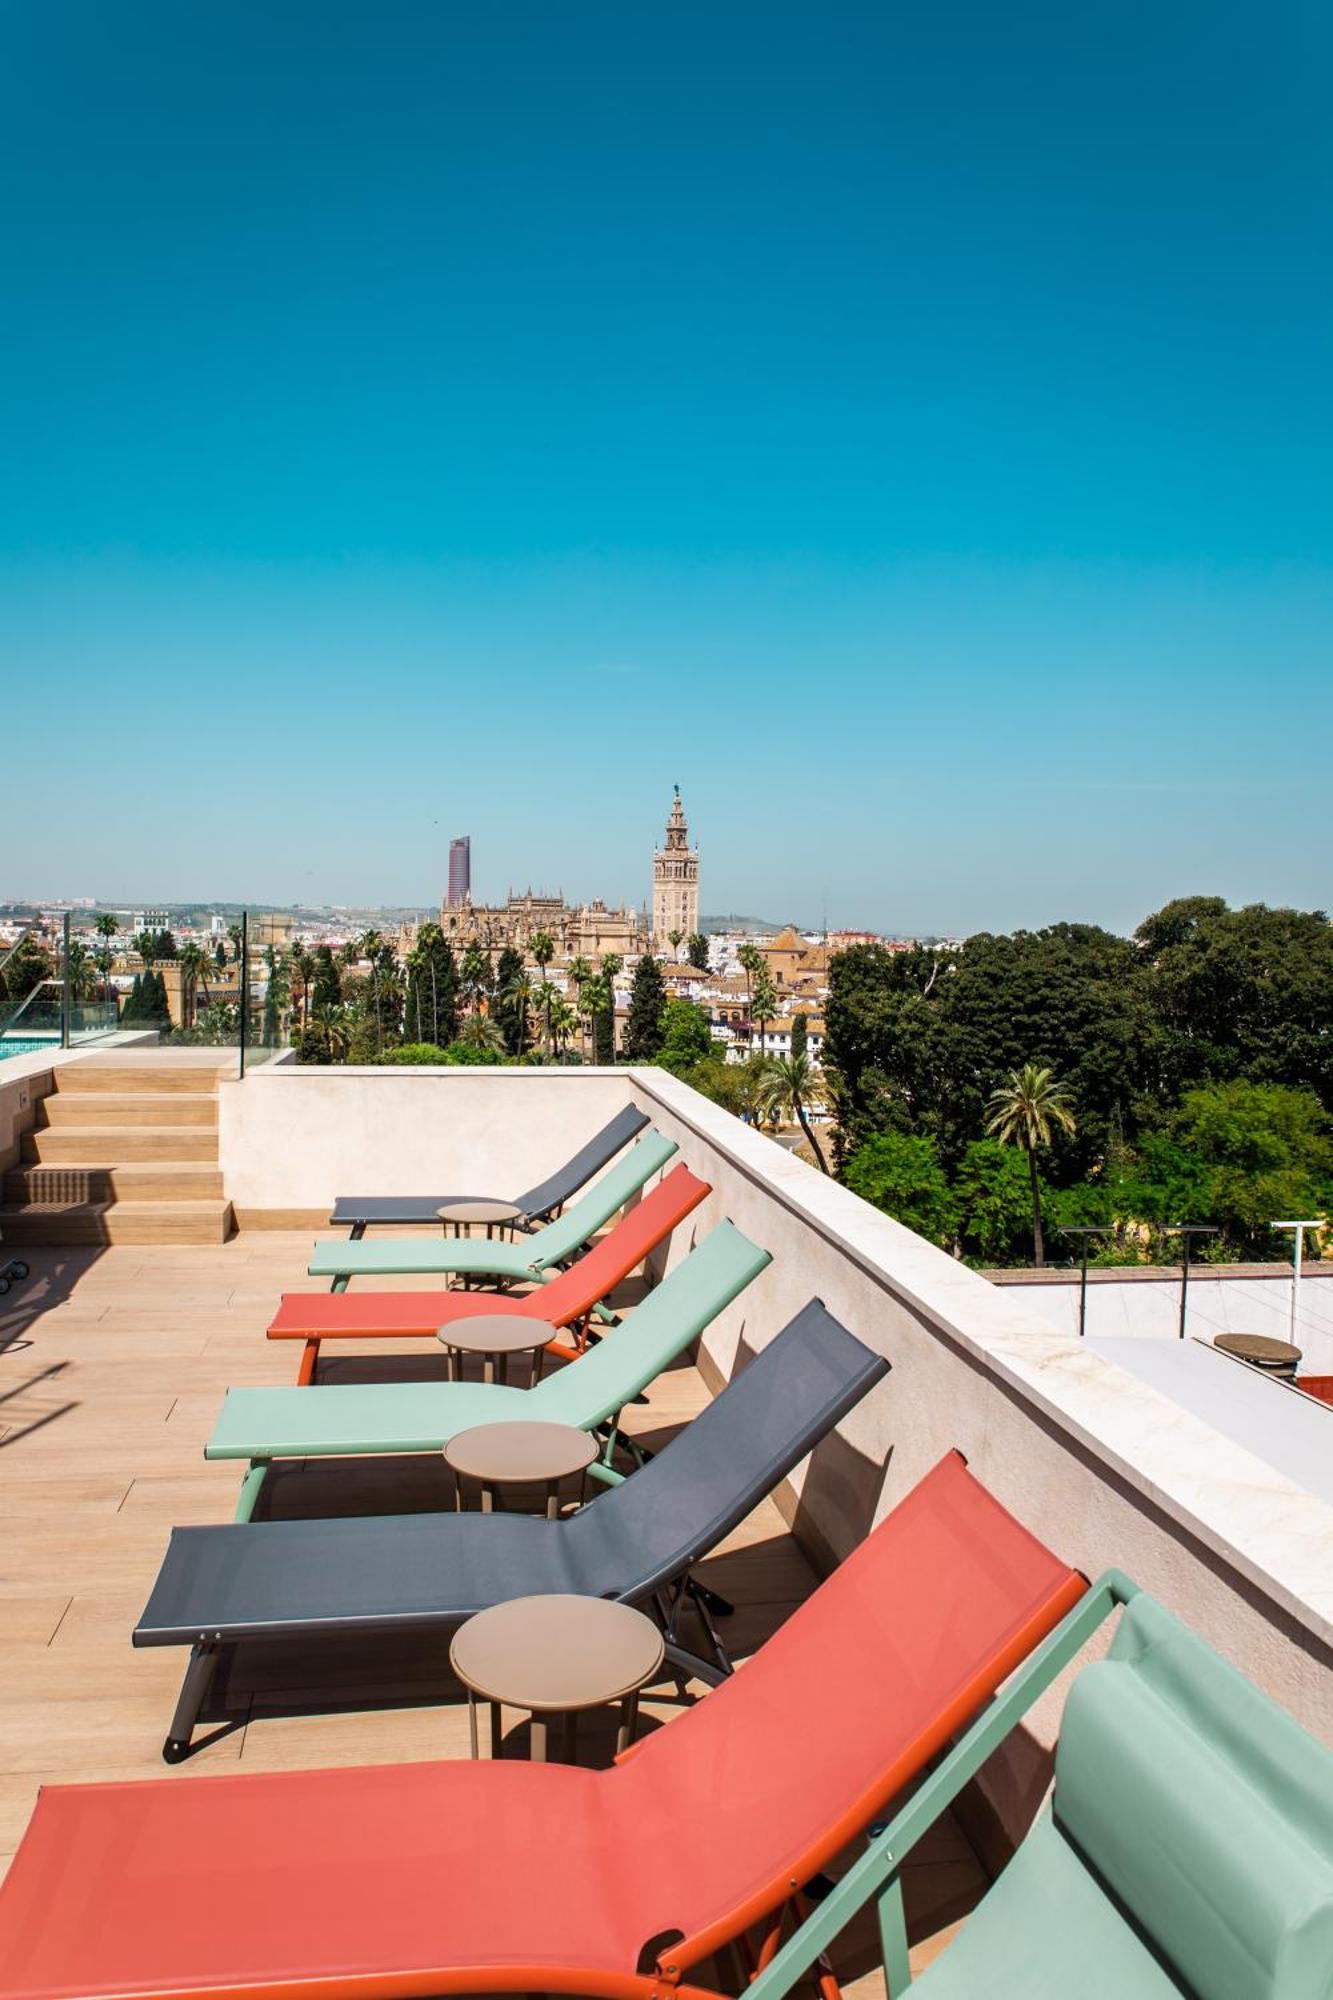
[
  {"x1": 329, "y1": 1104, "x2": 650, "y2": 1236},
  {"x1": 136, "y1": 1300, "x2": 888, "y2": 1760}
]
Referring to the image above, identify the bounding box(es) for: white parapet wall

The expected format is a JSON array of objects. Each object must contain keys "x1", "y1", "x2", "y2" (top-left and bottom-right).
[{"x1": 217, "y1": 1063, "x2": 637, "y2": 1226}]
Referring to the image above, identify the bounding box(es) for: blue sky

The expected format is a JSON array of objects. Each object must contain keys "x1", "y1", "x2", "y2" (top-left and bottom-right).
[{"x1": 2, "y1": 1, "x2": 1329, "y2": 933}]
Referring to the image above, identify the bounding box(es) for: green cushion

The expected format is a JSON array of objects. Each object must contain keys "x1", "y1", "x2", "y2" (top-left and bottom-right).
[
  {"x1": 912, "y1": 1811, "x2": 1182, "y2": 2000},
  {"x1": 307, "y1": 1131, "x2": 678, "y2": 1280},
  {"x1": 207, "y1": 1220, "x2": 769, "y2": 1464},
  {"x1": 206, "y1": 1381, "x2": 526, "y2": 1460},
  {"x1": 1054, "y1": 1594, "x2": 1333, "y2": 2000}
]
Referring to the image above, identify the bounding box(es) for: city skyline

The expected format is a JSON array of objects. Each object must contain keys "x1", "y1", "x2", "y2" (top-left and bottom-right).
[{"x1": 3, "y1": 4, "x2": 1329, "y2": 933}]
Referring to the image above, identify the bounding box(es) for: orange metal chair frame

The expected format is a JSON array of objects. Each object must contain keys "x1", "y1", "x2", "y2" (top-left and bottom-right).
[{"x1": 269, "y1": 1163, "x2": 711, "y2": 1383}]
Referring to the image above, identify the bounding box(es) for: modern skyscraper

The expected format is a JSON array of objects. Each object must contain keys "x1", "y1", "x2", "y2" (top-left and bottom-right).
[
  {"x1": 652, "y1": 786, "x2": 699, "y2": 949},
  {"x1": 447, "y1": 836, "x2": 471, "y2": 908}
]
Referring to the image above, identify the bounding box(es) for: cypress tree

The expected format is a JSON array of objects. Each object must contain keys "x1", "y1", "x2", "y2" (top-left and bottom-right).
[
  {"x1": 311, "y1": 945, "x2": 342, "y2": 1011},
  {"x1": 123, "y1": 973, "x2": 145, "y2": 1022},
  {"x1": 623, "y1": 954, "x2": 667, "y2": 1062},
  {"x1": 493, "y1": 947, "x2": 526, "y2": 1056}
]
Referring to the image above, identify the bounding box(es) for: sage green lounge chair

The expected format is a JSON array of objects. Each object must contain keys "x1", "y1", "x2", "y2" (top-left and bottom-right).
[
  {"x1": 745, "y1": 1578, "x2": 1333, "y2": 2000},
  {"x1": 208, "y1": 1220, "x2": 770, "y2": 1518},
  {"x1": 307, "y1": 1130, "x2": 678, "y2": 1288}
]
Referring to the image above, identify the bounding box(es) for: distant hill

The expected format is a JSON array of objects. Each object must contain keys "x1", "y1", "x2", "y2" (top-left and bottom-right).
[{"x1": 701, "y1": 914, "x2": 789, "y2": 936}]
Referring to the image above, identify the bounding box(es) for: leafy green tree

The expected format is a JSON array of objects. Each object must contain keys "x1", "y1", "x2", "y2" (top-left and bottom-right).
[
  {"x1": 953, "y1": 1138, "x2": 1049, "y2": 1265},
  {"x1": 686, "y1": 932, "x2": 710, "y2": 971},
  {"x1": 1136, "y1": 899, "x2": 1333, "y2": 1110},
  {"x1": 985, "y1": 1064, "x2": 1077, "y2": 1266},
  {"x1": 403, "y1": 923, "x2": 460, "y2": 1048},
  {"x1": 623, "y1": 954, "x2": 667, "y2": 1062},
  {"x1": 824, "y1": 928, "x2": 1143, "y2": 1175},
  {"x1": 844, "y1": 1133, "x2": 958, "y2": 1248},
  {"x1": 1171, "y1": 1079, "x2": 1333, "y2": 1258},
  {"x1": 656, "y1": 999, "x2": 715, "y2": 1076}
]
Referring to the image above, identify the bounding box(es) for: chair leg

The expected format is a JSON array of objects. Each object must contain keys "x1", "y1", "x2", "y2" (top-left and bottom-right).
[
  {"x1": 162, "y1": 1644, "x2": 220, "y2": 1763},
  {"x1": 296, "y1": 1338, "x2": 320, "y2": 1386}
]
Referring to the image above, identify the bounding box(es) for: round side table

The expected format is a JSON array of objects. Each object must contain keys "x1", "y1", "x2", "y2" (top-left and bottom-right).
[
  {"x1": 444, "y1": 1420, "x2": 597, "y2": 1518},
  {"x1": 436, "y1": 1198, "x2": 525, "y2": 1240},
  {"x1": 437, "y1": 1312, "x2": 558, "y2": 1386},
  {"x1": 450, "y1": 1594, "x2": 665, "y2": 1764},
  {"x1": 1213, "y1": 1332, "x2": 1302, "y2": 1381}
]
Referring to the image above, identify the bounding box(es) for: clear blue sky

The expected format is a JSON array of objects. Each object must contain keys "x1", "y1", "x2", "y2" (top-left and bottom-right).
[{"x1": 3, "y1": 1, "x2": 1329, "y2": 934}]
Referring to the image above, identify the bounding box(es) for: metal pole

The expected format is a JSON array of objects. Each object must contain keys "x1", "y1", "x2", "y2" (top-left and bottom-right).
[
  {"x1": 1271, "y1": 1220, "x2": 1324, "y2": 1347},
  {"x1": 61, "y1": 913, "x2": 72, "y2": 1049},
  {"x1": 1162, "y1": 1225, "x2": 1216, "y2": 1340},
  {"x1": 238, "y1": 912, "x2": 248, "y2": 1079}
]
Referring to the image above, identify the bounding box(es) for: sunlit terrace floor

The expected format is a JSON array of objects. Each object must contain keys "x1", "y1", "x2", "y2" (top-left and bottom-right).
[{"x1": 0, "y1": 1231, "x2": 986, "y2": 1991}]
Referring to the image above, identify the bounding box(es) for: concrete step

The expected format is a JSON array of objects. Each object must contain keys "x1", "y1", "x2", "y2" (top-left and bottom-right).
[
  {"x1": 40, "y1": 1093, "x2": 219, "y2": 1129},
  {"x1": 22, "y1": 1127, "x2": 219, "y2": 1165},
  {"x1": 53, "y1": 1064, "x2": 228, "y2": 1095},
  {"x1": 0, "y1": 1198, "x2": 234, "y2": 1246},
  {"x1": 3, "y1": 1162, "x2": 225, "y2": 1205}
]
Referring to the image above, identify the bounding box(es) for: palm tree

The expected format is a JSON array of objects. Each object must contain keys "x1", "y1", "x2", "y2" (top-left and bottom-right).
[
  {"x1": 546, "y1": 994, "x2": 578, "y2": 1057},
  {"x1": 985, "y1": 1063, "x2": 1077, "y2": 1267},
  {"x1": 566, "y1": 956, "x2": 592, "y2": 1056},
  {"x1": 460, "y1": 944, "x2": 490, "y2": 1015},
  {"x1": 178, "y1": 942, "x2": 212, "y2": 1029},
  {"x1": 757, "y1": 1051, "x2": 831, "y2": 1173},
  {"x1": 737, "y1": 941, "x2": 763, "y2": 1054},
  {"x1": 750, "y1": 967, "x2": 779, "y2": 1065},
  {"x1": 501, "y1": 966, "x2": 533, "y2": 1057},
  {"x1": 289, "y1": 945, "x2": 315, "y2": 1032},
  {"x1": 457, "y1": 1011, "x2": 507, "y2": 1057},
  {"x1": 529, "y1": 931, "x2": 555, "y2": 1056},
  {"x1": 668, "y1": 928, "x2": 684, "y2": 963},
  {"x1": 94, "y1": 913, "x2": 118, "y2": 993}
]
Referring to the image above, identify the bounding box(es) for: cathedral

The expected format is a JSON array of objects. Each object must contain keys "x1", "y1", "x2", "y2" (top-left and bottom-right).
[{"x1": 652, "y1": 785, "x2": 700, "y2": 949}]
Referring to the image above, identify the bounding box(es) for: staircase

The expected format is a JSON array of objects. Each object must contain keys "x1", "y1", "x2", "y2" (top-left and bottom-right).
[{"x1": 0, "y1": 1061, "x2": 234, "y2": 1245}]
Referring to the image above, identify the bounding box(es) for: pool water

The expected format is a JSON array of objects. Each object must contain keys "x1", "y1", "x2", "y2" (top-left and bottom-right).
[{"x1": 0, "y1": 1036, "x2": 58, "y2": 1061}]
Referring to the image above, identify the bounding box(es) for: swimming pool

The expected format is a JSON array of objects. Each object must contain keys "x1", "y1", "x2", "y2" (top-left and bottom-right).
[{"x1": 0, "y1": 1036, "x2": 59, "y2": 1061}]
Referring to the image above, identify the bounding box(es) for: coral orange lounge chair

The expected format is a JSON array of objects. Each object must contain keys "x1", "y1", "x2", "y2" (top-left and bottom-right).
[
  {"x1": 271, "y1": 1161, "x2": 711, "y2": 1384},
  {"x1": 0, "y1": 1455, "x2": 1086, "y2": 2000}
]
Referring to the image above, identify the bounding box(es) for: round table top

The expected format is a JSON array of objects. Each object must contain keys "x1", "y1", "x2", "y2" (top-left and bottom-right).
[
  {"x1": 437, "y1": 1198, "x2": 526, "y2": 1226},
  {"x1": 450, "y1": 1594, "x2": 665, "y2": 1713},
  {"x1": 437, "y1": 1312, "x2": 557, "y2": 1356},
  {"x1": 444, "y1": 1420, "x2": 598, "y2": 1485},
  {"x1": 1213, "y1": 1332, "x2": 1303, "y2": 1368}
]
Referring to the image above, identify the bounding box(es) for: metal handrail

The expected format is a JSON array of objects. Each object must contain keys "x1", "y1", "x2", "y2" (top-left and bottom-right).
[{"x1": 0, "y1": 925, "x2": 36, "y2": 982}]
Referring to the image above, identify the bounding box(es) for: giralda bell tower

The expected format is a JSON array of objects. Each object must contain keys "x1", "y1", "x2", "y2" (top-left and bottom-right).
[{"x1": 652, "y1": 785, "x2": 699, "y2": 950}]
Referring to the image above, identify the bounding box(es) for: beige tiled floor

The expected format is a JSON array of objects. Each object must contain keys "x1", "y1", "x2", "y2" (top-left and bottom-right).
[{"x1": 0, "y1": 1230, "x2": 985, "y2": 1992}]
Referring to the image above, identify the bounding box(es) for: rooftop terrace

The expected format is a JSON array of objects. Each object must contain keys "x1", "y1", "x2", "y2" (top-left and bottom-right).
[{"x1": 0, "y1": 1048, "x2": 1329, "y2": 1994}]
